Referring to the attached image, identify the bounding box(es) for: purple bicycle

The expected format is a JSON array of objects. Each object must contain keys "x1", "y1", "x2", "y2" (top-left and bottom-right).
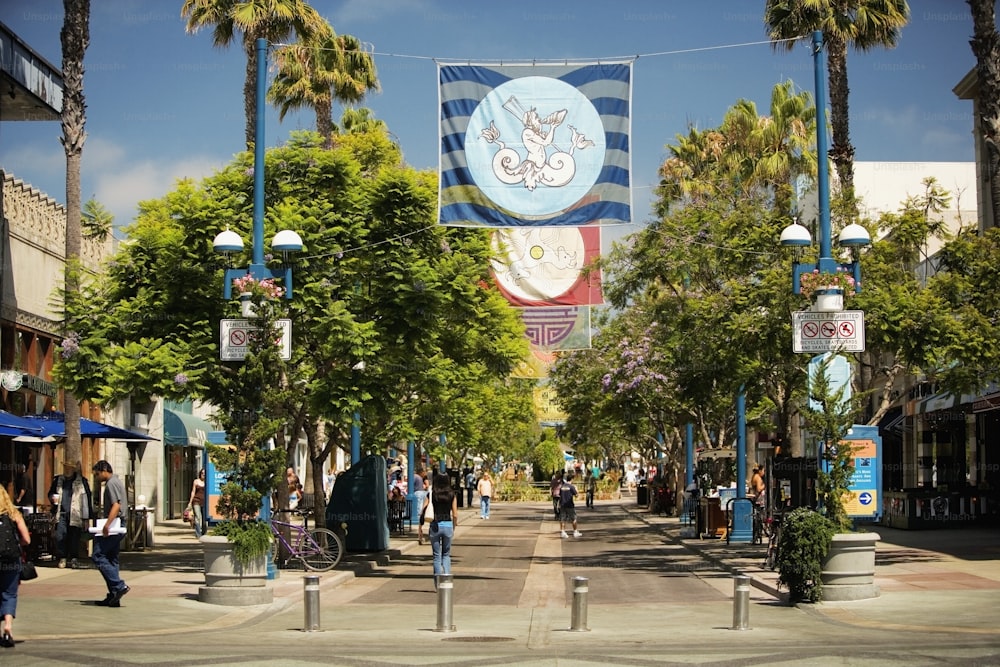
[{"x1": 269, "y1": 509, "x2": 343, "y2": 571}]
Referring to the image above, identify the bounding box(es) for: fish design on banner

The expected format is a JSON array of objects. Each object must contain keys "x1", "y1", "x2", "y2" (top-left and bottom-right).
[{"x1": 438, "y1": 62, "x2": 633, "y2": 227}]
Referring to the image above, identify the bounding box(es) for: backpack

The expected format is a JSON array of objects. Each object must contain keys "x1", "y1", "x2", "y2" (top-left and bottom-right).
[{"x1": 0, "y1": 515, "x2": 21, "y2": 563}]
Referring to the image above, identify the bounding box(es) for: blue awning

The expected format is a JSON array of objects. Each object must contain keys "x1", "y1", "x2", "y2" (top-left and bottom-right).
[
  {"x1": 0, "y1": 411, "x2": 46, "y2": 438},
  {"x1": 164, "y1": 409, "x2": 213, "y2": 448},
  {"x1": 21, "y1": 413, "x2": 157, "y2": 441}
]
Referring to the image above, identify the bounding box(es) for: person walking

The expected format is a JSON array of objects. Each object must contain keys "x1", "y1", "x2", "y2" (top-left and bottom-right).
[
  {"x1": 47, "y1": 460, "x2": 93, "y2": 569},
  {"x1": 91, "y1": 461, "x2": 129, "y2": 607},
  {"x1": 187, "y1": 468, "x2": 206, "y2": 539},
  {"x1": 0, "y1": 486, "x2": 29, "y2": 648},
  {"x1": 750, "y1": 464, "x2": 766, "y2": 508},
  {"x1": 559, "y1": 471, "x2": 582, "y2": 538},
  {"x1": 424, "y1": 473, "x2": 457, "y2": 587},
  {"x1": 585, "y1": 469, "x2": 597, "y2": 508},
  {"x1": 464, "y1": 468, "x2": 476, "y2": 508},
  {"x1": 477, "y1": 472, "x2": 493, "y2": 519},
  {"x1": 414, "y1": 474, "x2": 429, "y2": 545},
  {"x1": 550, "y1": 471, "x2": 564, "y2": 519}
]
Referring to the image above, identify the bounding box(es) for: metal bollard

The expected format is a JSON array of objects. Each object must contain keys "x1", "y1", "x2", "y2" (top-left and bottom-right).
[
  {"x1": 435, "y1": 574, "x2": 456, "y2": 632},
  {"x1": 731, "y1": 574, "x2": 751, "y2": 631},
  {"x1": 303, "y1": 574, "x2": 320, "y2": 632},
  {"x1": 569, "y1": 576, "x2": 590, "y2": 632}
]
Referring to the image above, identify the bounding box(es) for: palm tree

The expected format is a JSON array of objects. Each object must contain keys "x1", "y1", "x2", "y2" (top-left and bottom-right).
[
  {"x1": 60, "y1": 0, "x2": 91, "y2": 468},
  {"x1": 339, "y1": 107, "x2": 387, "y2": 135},
  {"x1": 720, "y1": 80, "x2": 817, "y2": 216},
  {"x1": 657, "y1": 81, "x2": 815, "y2": 217},
  {"x1": 967, "y1": 0, "x2": 1000, "y2": 229},
  {"x1": 269, "y1": 32, "x2": 379, "y2": 148},
  {"x1": 765, "y1": 0, "x2": 911, "y2": 199},
  {"x1": 181, "y1": 0, "x2": 329, "y2": 148}
]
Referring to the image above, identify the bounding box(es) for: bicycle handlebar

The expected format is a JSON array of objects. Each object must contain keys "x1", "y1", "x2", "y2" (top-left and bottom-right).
[{"x1": 271, "y1": 507, "x2": 314, "y2": 517}]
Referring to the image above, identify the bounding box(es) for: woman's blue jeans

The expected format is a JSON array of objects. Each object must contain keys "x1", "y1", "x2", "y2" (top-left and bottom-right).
[
  {"x1": 429, "y1": 521, "x2": 453, "y2": 576},
  {"x1": 0, "y1": 560, "x2": 20, "y2": 618}
]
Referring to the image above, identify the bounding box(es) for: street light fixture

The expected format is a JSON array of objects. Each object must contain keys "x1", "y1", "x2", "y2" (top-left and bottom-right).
[
  {"x1": 780, "y1": 32, "x2": 871, "y2": 307},
  {"x1": 212, "y1": 38, "x2": 303, "y2": 304}
]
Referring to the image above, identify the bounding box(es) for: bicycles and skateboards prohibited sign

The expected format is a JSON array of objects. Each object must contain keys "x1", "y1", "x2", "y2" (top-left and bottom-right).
[
  {"x1": 792, "y1": 310, "x2": 865, "y2": 353},
  {"x1": 220, "y1": 319, "x2": 292, "y2": 360}
]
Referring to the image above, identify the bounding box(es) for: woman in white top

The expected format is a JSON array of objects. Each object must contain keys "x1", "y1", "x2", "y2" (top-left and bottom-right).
[{"x1": 477, "y1": 472, "x2": 493, "y2": 519}]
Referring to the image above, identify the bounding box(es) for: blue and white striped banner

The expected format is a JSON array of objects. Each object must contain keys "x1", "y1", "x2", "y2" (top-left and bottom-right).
[{"x1": 439, "y1": 62, "x2": 632, "y2": 227}]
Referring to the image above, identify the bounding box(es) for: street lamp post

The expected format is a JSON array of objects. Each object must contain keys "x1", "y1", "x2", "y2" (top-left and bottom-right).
[
  {"x1": 211, "y1": 38, "x2": 302, "y2": 581},
  {"x1": 778, "y1": 31, "x2": 872, "y2": 515}
]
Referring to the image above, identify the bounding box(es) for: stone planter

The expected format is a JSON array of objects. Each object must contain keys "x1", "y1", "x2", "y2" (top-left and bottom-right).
[
  {"x1": 198, "y1": 535, "x2": 273, "y2": 606},
  {"x1": 821, "y1": 532, "x2": 880, "y2": 601}
]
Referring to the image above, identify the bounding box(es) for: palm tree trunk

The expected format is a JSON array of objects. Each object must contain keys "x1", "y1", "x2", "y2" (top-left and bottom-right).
[
  {"x1": 968, "y1": 0, "x2": 1000, "y2": 230},
  {"x1": 61, "y1": 0, "x2": 90, "y2": 467},
  {"x1": 316, "y1": 98, "x2": 334, "y2": 149},
  {"x1": 825, "y1": 36, "x2": 855, "y2": 200},
  {"x1": 244, "y1": 37, "x2": 258, "y2": 149}
]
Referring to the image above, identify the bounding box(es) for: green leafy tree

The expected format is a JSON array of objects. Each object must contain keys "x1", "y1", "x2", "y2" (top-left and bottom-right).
[
  {"x1": 55, "y1": 129, "x2": 530, "y2": 508},
  {"x1": 599, "y1": 83, "x2": 819, "y2": 458},
  {"x1": 803, "y1": 355, "x2": 859, "y2": 532},
  {"x1": 82, "y1": 197, "x2": 113, "y2": 241},
  {"x1": 207, "y1": 286, "x2": 286, "y2": 563},
  {"x1": 531, "y1": 436, "x2": 565, "y2": 481}
]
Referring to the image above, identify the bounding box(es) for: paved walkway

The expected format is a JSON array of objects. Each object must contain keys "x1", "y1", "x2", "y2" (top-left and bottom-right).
[
  {"x1": 622, "y1": 500, "x2": 1000, "y2": 635},
  {"x1": 10, "y1": 499, "x2": 1000, "y2": 643}
]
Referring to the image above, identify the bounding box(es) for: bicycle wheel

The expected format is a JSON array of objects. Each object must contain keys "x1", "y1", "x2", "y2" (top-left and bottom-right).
[{"x1": 299, "y1": 528, "x2": 343, "y2": 571}]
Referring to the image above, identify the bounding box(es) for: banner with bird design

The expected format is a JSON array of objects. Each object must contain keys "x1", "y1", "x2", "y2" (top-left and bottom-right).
[{"x1": 438, "y1": 62, "x2": 633, "y2": 227}]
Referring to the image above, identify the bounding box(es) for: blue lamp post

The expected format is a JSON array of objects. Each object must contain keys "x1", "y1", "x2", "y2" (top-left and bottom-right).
[
  {"x1": 211, "y1": 38, "x2": 302, "y2": 581},
  {"x1": 779, "y1": 31, "x2": 872, "y2": 513}
]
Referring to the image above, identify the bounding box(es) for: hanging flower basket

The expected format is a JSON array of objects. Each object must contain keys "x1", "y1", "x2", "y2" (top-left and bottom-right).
[
  {"x1": 232, "y1": 275, "x2": 285, "y2": 299},
  {"x1": 800, "y1": 270, "x2": 856, "y2": 300}
]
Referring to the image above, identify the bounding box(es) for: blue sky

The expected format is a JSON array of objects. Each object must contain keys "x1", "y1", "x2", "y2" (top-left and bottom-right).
[{"x1": 0, "y1": 0, "x2": 981, "y2": 239}]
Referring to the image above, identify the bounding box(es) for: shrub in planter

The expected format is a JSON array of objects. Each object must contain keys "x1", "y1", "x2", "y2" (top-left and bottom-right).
[
  {"x1": 776, "y1": 507, "x2": 836, "y2": 603},
  {"x1": 209, "y1": 517, "x2": 273, "y2": 566}
]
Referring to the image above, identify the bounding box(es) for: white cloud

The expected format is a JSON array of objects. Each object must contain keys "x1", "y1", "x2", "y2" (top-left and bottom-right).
[{"x1": 88, "y1": 152, "x2": 227, "y2": 229}]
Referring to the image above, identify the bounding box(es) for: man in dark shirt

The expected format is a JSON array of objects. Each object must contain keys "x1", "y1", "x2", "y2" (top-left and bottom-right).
[
  {"x1": 559, "y1": 472, "x2": 582, "y2": 538},
  {"x1": 91, "y1": 460, "x2": 129, "y2": 607},
  {"x1": 14, "y1": 464, "x2": 33, "y2": 510}
]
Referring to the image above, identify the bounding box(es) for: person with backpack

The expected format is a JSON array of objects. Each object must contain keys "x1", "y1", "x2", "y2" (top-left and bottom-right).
[
  {"x1": 559, "y1": 471, "x2": 582, "y2": 538},
  {"x1": 0, "y1": 485, "x2": 30, "y2": 648}
]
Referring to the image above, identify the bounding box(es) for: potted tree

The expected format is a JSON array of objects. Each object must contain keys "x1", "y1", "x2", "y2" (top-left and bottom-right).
[
  {"x1": 199, "y1": 281, "x2": 286, "y2": 606},
  {"x1": 777, "y1": 355, "x2": 880, "y2": 602}
]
